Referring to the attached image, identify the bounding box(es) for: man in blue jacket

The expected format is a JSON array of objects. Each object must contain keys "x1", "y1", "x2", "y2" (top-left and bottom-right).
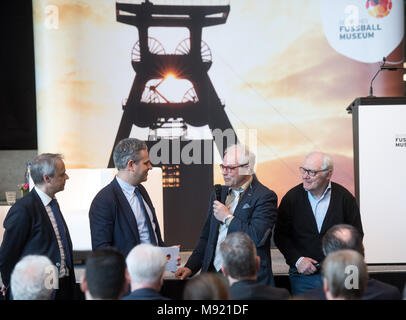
[{"x1": 89, "y1": 138, "x2": 165, "y2": 256}]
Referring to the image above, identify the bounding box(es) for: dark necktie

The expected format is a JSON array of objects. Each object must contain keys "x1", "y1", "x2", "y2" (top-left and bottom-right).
[
  {"x1": 49, "y1": 199, "x2": 72, "y2": 268},
  {"x1": 134, "y1": 186, "x2": 157, "y2": 245}
]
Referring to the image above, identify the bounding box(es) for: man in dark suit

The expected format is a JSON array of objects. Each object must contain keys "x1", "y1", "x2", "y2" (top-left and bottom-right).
[
  {"x1": 175, "y1": 144, "x2": 278, "y2": 286},
  {"x1": 89, "y1": 138, "x2": 165, "y2": 257},
  {"x1": 220, "y1": 232, "x2": 290, "y2": 300},
  {"x1": 0, "y1": 153, "x2": 76, "y2": 300},
  {"x1": 303, "y1": 224, "x2": 401, "y2": 300},
  {"x1": 274, "y1": 151, "x2": 363, "y2": 295},
  {"x1": 122, "y1": 243, "x2": 169, "y2": 300}
]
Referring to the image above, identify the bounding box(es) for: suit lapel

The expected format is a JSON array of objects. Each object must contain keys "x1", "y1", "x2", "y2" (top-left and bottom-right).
[
  {"x1": 233, "y1": 176, "x2": 256, "y2": 218},
  {"x1": 111, "y1": 178, "x2": 141, "y2": 242},
  {"x1": 31, "y1": 189, "x2": 59, "y2": 241}
]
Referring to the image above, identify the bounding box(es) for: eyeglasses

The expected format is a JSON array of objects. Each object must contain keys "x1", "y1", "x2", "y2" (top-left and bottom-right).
[
  {"x1": 299, "y1": 166, "x2": 329, "y2": 177},
  {"x1": 220, "y1": 163, "x2": 248, "y2": 172}
]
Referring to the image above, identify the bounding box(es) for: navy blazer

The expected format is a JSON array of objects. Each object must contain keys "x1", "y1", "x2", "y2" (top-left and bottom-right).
[
  {"x1": 0, "y1": 189, "x2": 76, "y2": 296},
  {"x1": 122, "y1": 288, "x2": 169, "y2": 300},
  {"x1": 185, "y1": 175, "x2": 278, "y2": 286},
  {"x1": 89, "y1": 178, "x2": 164, "y2": 257}
]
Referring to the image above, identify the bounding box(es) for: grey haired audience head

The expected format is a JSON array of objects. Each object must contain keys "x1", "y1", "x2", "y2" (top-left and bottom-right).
[
  {"x1": 183, "y1": 273, "x2": 229, "y2": 300},
  {"x1": 113, "y1": 138, "x2": 148, "y2": 170},
  {"x1": 322, "y1": 249, "x2": 368, "y2": 300},
  {"x1": 220, "y1": 232, "x2": 258, "y2": 279},
  {"x1": 10, "y1": 255, "x2": 55, "y2": 300},
  {"x1": 126, "y1": 243, "x2": 167, "y2": 285},
  {"x1": 30, "y1": 153, "x2": 64, "y2": 185}
]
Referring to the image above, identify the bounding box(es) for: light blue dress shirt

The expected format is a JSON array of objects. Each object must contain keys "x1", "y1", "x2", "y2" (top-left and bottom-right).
[
  {"x1": 116, "y1": 176, "x2": 157, "y2": 244},
  {"x1": 306, "y1": 181, "x2": 332, "y2": 233}
]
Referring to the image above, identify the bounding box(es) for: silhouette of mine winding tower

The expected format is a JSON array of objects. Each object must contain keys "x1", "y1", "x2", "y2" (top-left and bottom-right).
[{"x1": 110, "y1": 0, "x2": 237, "y2": 249}]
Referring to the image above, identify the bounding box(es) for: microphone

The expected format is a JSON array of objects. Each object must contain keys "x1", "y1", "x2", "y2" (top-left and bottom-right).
[
  {"x1": 370, "y1": 57, "x2": 404, "y2": 97},
  {"x1": 214, "y1": 184, "x2": 223, "y2": 203}
]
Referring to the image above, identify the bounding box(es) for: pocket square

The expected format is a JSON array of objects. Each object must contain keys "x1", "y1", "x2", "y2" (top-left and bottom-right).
[{"x1": 242, "y1": 203, "x2": 251, "y2": 209}]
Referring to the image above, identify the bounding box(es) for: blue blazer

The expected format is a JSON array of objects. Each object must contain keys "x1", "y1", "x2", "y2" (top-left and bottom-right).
[
  {"x1": 89, "y1": 178, "x2": 164, "y2": 257},
  {"x1": 185, "y1": 175, "x2": 278, "y2": 286},
  {"x1": 0, "y1": 189, "x2": 76, "y2": 297}
]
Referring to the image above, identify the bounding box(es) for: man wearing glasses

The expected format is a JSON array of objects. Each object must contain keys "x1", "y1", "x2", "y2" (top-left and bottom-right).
[
  {"x1": 175, "y1": 144, "x2": 278, "y2": 286},
  {"x1": 274, "y1": 151, "x2": 363, "y2": 296}
]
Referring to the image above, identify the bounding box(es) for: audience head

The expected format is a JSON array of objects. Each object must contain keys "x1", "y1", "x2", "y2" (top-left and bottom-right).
[
  {"x1": 126, "y1": 244, "x2": 167, "y2": 291},
  {"x1": 322, "y1": 249, "x2": 368, "y2": 300},
  {"x1": 81, "y1": 247, "x2": 128, "y2": 300},
  {"x1": 219, "y1": 232, "x2": 259, "y2": 283},
  {"x1": 322, "y1": 224, "x2": 365, "y2": 257},
  {"x1": 300, "y1": 151, "x2": 333, "y2": 197},
  {"x1": 183, "y1": 273, "x2": 229, "y2": 300},
  {"x1": 30, "y1": 153, "x2": 69, "y2": 196},
  {"x1": 11, "y1": 255, "x2": 55, "y2": 300}
]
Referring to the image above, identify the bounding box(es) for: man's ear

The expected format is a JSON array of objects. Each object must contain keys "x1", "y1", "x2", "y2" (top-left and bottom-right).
[
  {"x1": 43, "y1": 174, "x2": 51, "y2": 184},
  {"x1": 221, "y1": 265, "x2": 228, "y2": 276},
  {"x1": 255, "y1": 256, "x2": 260, "y2": 272},
  {"x1": 323, "y1": 277, "x2": 332, "y2": 300},
  {"x1": 80, "y1": 274, "x2": 88, "y2": 293}
]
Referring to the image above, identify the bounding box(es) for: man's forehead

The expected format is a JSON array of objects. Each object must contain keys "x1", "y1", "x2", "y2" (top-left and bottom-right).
[
  {"x1": 303, "y1": 154, "x2": 323, "y2": 168},
  {"x1": 223, "y1": 150, "x2": 240, "y2": 164}
]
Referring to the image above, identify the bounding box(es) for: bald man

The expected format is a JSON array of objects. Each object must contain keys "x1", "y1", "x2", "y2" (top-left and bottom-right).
[{"x1": 274, "y1": 152, "x2": 363, "y2": 296}]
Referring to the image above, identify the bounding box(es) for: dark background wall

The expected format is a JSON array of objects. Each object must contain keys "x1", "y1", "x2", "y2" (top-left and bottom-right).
[{"x1": 0, "y1": 0, "x2": 37, "y2": 150}]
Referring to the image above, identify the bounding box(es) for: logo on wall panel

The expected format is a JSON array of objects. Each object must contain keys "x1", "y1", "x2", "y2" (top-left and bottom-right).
[
  {"x1": 395, "y1": 135, "x2": 406, "y2": 148},
  {"x1": 320, "y1": 0, "x2": 404, "y2": 63}
]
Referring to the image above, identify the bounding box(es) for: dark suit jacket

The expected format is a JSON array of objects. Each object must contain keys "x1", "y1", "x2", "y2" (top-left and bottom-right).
[
  {"x1": 230, "y1": 280, "x2": 290, "y2": 300},
  {"x1": 274, "y1": 182, "x2": 363, "y2": 268},
  {"x1": 303, "y1": 278, "x2": 401, "y2": 300},
  {"x1": 89, "y1": 178, "x2": 164, "y2": 257},
  {"x1": 185, "y1": 175, "x2": 278, "y2": 286},
  {"x1": 121, "y1": 288, "x2": 169, "y2": 300},
  {"x1": 0, "y1": 189, "x2": 76, "y2": 298}
]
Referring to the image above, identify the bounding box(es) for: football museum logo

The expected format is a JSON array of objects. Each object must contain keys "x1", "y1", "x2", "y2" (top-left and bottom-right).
[
  {"x1": 339, "y1": 0, "x2": 392, "y2": 41},
  {"x1": 395, "y1": 135, "x2": 406, "y2": 148},
  {"x1": 321, "y1": 0, "x2": 403, "y2": 63}
]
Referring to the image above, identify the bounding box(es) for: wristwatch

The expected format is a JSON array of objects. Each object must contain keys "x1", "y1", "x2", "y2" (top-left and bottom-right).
[{"x1": 223, "y1": 215, "x2": 233, "y2": 227}]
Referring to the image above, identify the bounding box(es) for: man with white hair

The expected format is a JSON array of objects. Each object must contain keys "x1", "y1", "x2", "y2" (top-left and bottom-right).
[
  {"x1": 11, "y1": 255, "x2": 56, "y2": 300},
  {"x1": 176, "y1": 144, "x2": 278, "y2": 285},
  {"x1": 274, "y1": 151, "x2": 363, "y2": 296},
  {"x1": 123, "y1": 243, "x2": 169, "y2": 300}
]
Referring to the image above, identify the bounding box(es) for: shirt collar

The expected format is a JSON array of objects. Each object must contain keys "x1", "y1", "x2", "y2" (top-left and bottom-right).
[
  {"x1": 307, "y1": 180, "x2": 332, "y2": 201},
  {"x1": 116, "y1": 176, "x2": 136, "y2": 194},
  {"x1": 229, "y1": 175, "x2": 253, "y2": 195},
  {"x1": 34, "y1": 186, "x2": 53, "y2": 207}
]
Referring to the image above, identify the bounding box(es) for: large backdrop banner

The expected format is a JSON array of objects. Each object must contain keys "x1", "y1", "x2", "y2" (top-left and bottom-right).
[{"x1": 32, "y1": 0, "x2": 404, "y2": 246}]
